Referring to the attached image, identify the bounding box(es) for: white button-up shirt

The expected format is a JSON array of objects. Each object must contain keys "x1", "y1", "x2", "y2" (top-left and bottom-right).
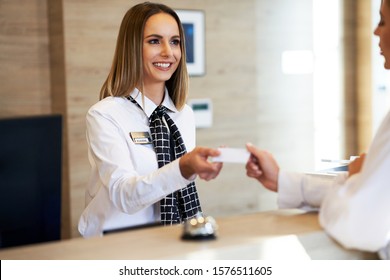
[
  {"x1": 78, "y1": 89, "x2": 196, "y2": 237},
  {"x1": 278, "y1": 110, "x2": 390, "y2": 258}
]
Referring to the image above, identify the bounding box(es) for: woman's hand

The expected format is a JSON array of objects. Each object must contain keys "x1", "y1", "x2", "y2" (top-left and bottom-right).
[{"x1": 179, "y1": 147, "x2": 223, "y2": 181}]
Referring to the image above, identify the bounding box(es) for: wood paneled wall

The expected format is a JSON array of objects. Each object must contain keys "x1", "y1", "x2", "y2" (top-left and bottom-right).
[
  {"x1": 47, "y1": 0, "x2": 71, "y2": 239},
  {"x1": 0, "y1": 0, "x2": 373, "y2": 238},
  {"x1": 0, "y1": 0, "x2": 51, "y2": 116},
  {"x1": 343, "y1": 0, "x2": 373, "y2": 156},
  {"x1": 356, "y1": 0, "x2": 373, "y2": 152}
]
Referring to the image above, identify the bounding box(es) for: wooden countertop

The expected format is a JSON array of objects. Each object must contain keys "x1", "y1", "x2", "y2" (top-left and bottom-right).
[{"x1": 0, "y1": 210, "x2": 378, "y2": 260}]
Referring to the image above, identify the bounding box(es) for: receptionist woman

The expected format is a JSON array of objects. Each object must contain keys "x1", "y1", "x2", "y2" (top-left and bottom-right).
[{"x1": 78, "y1": 2, "x2": 222, "y2": 237}]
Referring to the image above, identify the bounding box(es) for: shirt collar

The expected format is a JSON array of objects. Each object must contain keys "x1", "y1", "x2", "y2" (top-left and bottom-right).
[{"x1": 129, "y1": 88, "x2": 178, "y2": 118}]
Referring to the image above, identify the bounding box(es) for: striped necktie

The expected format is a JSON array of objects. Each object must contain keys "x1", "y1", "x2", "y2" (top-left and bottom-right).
[{"x1": 128, "y1": 96, "x2": 202, "y2": 225}]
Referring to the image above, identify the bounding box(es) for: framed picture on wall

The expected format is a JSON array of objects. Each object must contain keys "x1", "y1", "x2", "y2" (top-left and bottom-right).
[{"x1": 176, "y1": 10, "x2": 205, "y2": 76}]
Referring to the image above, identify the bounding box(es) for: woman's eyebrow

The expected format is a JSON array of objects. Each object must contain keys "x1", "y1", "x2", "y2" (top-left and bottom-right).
[
  {"x1": 144, "y1": 34, "x2": 180, "y2": 39},
  {"x1": 144, "y1": 34, "x2": 163, "y2": 39}
]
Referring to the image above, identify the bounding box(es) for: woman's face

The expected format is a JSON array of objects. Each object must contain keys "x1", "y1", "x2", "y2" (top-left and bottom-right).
[
  {"x1": 374, "y1": 1, "x2": 390, "y2": 69},
  {"x1": 142, "y1": 13, "x2": 181, "y2": 87}
]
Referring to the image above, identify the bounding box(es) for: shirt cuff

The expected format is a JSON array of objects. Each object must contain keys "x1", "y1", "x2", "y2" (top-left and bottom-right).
[
  {"x1": 277, "y1": 170, "x2": 305, "y2": 208},
  {"x1": 169, "y1": 159, "x2": 195, "y2": 184},
  {"x1": 278, "y1": 170, "x2": 347, "y2": 210}
]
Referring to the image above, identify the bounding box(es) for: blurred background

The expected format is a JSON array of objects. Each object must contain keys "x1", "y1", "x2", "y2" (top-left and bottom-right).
[{"x1": 1, "y1": 0, "x2": 389, "y2": 239}]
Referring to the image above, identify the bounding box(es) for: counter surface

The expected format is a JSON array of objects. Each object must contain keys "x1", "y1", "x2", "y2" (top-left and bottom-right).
[{"x1": 0, "y1": 210, "x2": 378, "y2": 259}]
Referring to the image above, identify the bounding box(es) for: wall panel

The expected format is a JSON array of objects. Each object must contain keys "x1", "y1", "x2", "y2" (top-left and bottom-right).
[{"x1": 0, "y1": 0, "x2": 51, "y2": 117}]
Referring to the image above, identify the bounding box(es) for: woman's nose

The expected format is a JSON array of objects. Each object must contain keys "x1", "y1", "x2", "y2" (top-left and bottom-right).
[
  {"x1": 161, "y1": 41, "x2": 173, "y2": 57},
  {"x1": 374, "y1": 25, "x2": 380, "y2": 36}
]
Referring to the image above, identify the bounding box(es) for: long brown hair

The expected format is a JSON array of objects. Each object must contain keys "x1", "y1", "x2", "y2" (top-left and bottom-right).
[{"x1": 100, "y1": 2, "x2": 189, "y2": 110}]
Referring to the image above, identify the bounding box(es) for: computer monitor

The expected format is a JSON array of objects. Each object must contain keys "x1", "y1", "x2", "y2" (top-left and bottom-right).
[{"x1": 0, "y1": 115, "x2": 62, "y2": 248}]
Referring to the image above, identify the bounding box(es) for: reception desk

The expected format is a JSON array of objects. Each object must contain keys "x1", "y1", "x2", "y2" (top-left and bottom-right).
[{"x1": 0, "y1": 210, "x2": 378, "y2": 260}]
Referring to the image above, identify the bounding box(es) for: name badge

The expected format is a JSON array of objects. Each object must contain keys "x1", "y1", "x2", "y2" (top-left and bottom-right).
[{"x1": 129, "y1": 132, "x2": 152, "y2": 144}]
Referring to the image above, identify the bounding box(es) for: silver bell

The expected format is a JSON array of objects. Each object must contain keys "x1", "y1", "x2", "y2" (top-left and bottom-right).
[{"x1": 181, "y1": 212, "x2": 218, "y2": 241}]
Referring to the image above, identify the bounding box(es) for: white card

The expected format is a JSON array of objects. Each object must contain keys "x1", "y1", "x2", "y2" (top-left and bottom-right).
[{"x1": 212, "y1": 147, "x2": 250, "y2": 163}]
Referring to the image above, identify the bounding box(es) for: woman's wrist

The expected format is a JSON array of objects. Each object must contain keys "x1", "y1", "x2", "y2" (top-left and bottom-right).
[{"x1": 179, "y1": 153, "x2": 195, "y2": 179}]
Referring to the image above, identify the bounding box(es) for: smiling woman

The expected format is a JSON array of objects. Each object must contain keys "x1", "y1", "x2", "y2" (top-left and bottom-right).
[
  {"x1": 141, "y1": 13, "x2": 182, "y2": 103},
  {"x1": 77, "y1": 2, "x2": 223, "y2": 238}
]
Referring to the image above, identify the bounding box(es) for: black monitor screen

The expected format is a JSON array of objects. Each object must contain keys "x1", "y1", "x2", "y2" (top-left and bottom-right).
[{"x1": 0, "y1": 115, "x2": 62, "y2": 248}]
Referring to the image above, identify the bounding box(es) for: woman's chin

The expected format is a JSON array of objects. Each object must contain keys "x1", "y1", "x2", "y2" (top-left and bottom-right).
[{"x1": 384, "y1": 60, "x2": 390, "y2": 70}]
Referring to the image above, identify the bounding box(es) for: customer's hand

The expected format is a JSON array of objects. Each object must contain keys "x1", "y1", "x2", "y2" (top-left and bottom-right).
[
  {"x1": 348, "y1": 153, "x2": 366, "y2": 177},
  {"x1": 245, "y1": 143, "x2": 279, "y2": 192},
  {"x1": 179, "y1": 147, "x2": 223, "y2": 181}
]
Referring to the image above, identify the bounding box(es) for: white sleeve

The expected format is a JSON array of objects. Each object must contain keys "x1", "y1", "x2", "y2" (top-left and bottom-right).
[
  {"x1": 319, "y1": 114, "x2": 390, "y2": 252},
  {"x1": 277, "y1": 170, "x2": 346, "y2": 210}
]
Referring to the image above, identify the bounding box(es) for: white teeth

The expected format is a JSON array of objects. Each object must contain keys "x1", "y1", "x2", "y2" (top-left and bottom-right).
[{"x1": 154, "y1": 63, "x2": 170, "y2": 68}]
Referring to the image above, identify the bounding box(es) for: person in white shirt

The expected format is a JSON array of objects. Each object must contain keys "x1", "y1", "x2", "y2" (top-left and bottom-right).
[
  {"x1": 78, "y1": 2, "x2": 222, "y2": 238},
  {"x1": 245, "y1": 0, "x2": 390, "y2": 259}
]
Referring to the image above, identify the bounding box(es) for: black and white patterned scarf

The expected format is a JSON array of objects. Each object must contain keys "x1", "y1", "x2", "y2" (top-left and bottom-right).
[{"x1": 128, "y1": 96, "x2": 201, "y2": 225}]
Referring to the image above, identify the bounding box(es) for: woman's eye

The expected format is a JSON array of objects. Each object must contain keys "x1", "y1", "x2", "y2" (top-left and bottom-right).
[
  {"x1": 148, "y1": 39, "x2": 160, "y2": 44},
  {"x1": 171, "y1": 39, "x2": 180, "y2": 45}
]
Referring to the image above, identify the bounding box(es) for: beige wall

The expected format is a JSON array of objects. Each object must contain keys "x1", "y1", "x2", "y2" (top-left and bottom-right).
[
  {"x1": 0, "y1": 0, "x2": 373, "y2": 238},
  {"x1": 0, "y1": 0, "x2": 51, "y2": 116},
  {"x1": 356, "y1": 0, "x2": 373, "y2": 152}
]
